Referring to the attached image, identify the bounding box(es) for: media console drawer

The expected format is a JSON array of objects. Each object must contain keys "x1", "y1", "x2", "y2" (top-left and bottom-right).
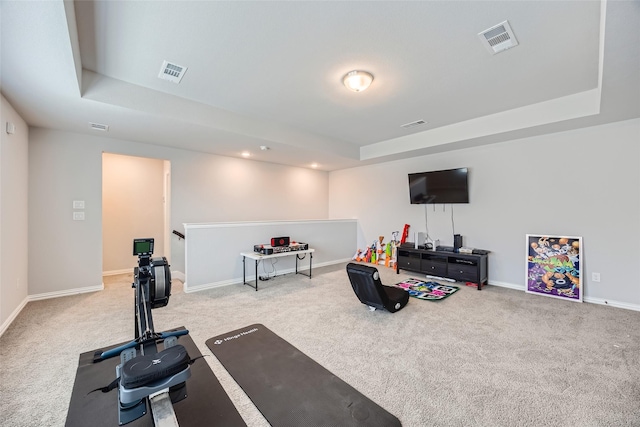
[
  {"x1": 448, "y1": 263, "x2": 478, "y2": 282},
  {"x1": 422, "y1": 259, "x2": 447, "y2": 277},
  {"x1": 396, "y1": 245, "x2": 489, "y2": 290},
  {"x1": 397, "y1": 250, "x2": 420, "y2": 270}
]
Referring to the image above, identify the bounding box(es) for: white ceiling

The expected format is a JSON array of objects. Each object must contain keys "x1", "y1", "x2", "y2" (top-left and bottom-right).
[{"x1": 1, "y1": 1, "x2": 639, "y2": 171}]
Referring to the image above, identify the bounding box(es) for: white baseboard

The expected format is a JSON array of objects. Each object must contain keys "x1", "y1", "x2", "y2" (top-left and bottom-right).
[
  {"x1": 0, "y1": 296, "x2": 29, "y2": 337},
  {"x1": 104, "y1": 269, "x2": 185, "y2": 283},
  {"x1": 583, "y1": 296, "x2": 640, "y2": 311},
  {"x1": 487, "y1": 280, "x2": 525, "y2": 291},
  {"x1": 487, "y1": 280, "x2": 640, "y2": 311},
  {"x1": 1, "y1": 284, "x2": 103, "y2": 337},
  {"x1": 320, "y1": 258, "x2": 352, "y2": 266},
  {"x1": 3, "y1": 270, "x2": 635, "y2": 340},
  {"x1": 184, "y1": 259, "x2": 351, "y2": 293},
  {"x1": 28, "y1": 284, "x2": 104, "y2": 301},
  {"x1": 102, "y1": 269, "x2": 132, "y2": 276},
  {"x1": 184, "y1": 278, "x2": 238, "y2": 293}
]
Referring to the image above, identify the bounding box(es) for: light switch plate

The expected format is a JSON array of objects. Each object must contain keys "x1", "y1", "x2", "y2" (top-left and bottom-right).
[
  {"x1": 73, "y1": 200, "x2": 85, "y2": 209},
  {"x1": 73, "y1": 212, "x2": 85, "y2": 221}
]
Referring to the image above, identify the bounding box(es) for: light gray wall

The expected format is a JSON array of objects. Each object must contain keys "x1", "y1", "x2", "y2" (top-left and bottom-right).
[
  {"x1": 7, "y1": 109, "x2": 639, "y2": 319},
  {"x1": 184, "y1": 219, "x2": 356, "y2": 291},
  {"x1": 329, "y1": 119, "x2": 640, "y2": 309},
  {"x1": 29, "y1": 129, "x2": 104, "y2": 296},
  {"x1": 28, "y1": 128, "x2": 329, "y2": 296},
  {"x1": 102, "y1": 153, "x2": 165, "y2": 273},
  {"x1": 1, "y1": 95, "x2": 29, "y2": 331}
]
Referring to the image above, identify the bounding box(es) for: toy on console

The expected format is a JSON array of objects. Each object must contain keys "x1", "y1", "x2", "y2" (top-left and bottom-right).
[
  {"x1": 352, "y1": 248, "x2": 368, "y2": 262},
  {"x1": 386, "y1": 231, "x2": 399, "y2": 268},
  {"x1": 364, "y1": 246, "x2": 372, "y2": 263},
  {"x1": 375, "y1": 236, "x2": 388, "y2": 267},
  {"x1": 385, "y1": 238, "x2": 392, "y2": 267},
  {"x1": 353, "y1": 232, "x2": 400, "y2": 268},
  {"x1": 400, "y1": 224, "x2": 410, "y2": 244},
  {"x1": 369, "y1": 239, "x2": 382, "y2": 264}
]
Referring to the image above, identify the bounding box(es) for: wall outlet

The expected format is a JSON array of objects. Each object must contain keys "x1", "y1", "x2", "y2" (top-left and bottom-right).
[{"x1": 591, "y1": 272, "x2": 601, "y2": 282}]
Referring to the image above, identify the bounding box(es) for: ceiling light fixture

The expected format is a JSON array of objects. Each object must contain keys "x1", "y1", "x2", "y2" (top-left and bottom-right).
[
  {"x1": 342, "y1": 70, "x2": 374, "y2": 92},
  {"x1": 241, "y1": 151, "x2": 251, "y2": 158}
]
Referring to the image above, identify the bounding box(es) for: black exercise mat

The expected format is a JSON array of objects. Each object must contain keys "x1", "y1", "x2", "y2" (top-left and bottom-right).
[
  {"x1": 206, "y1": 324, "x2": 401, "y2": 427},
  {"x1": 66, "y1": 327, "x2": 246, "y2": 427}
]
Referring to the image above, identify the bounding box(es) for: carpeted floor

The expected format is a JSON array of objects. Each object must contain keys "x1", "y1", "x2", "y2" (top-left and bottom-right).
[{"x1": 1, "y1": 262, "x2": 639, "y2": 426}]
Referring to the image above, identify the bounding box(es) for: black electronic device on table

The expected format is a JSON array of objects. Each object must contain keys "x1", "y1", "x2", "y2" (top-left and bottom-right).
[
  {"x1": 254, "y1": 242, "x2": 309, "y2": 255},
  {"x1": 271, "y1": 236, "x2": 290, "y2": 247},
  {"x1": 254, "y1": 244, "x2": 274, "y2": 255}
]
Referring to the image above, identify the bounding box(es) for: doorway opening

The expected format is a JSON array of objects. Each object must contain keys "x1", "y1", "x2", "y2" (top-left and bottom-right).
[{"x1": 102, "y1": 153, "x2": 171, "y2": 279}]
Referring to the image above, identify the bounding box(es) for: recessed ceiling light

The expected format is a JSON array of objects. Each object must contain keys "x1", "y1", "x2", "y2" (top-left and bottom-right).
[
  {"x1": 241, "y1": 151, "x2": 251, "y2": 158},
  {"x1": 311, "y1": 163, "x2": 318, "y2": 169},
  {"x1": 400, "y1": 120, "x2": 427, "y2": 129},
  {"x1": 89, "y1": 122, "x2": 109, "y2": 131}
]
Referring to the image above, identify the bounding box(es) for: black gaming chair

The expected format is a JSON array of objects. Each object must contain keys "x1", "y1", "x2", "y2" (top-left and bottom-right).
[{"x1": 346, "y1": 263, "x2": 409, "y2": 313}]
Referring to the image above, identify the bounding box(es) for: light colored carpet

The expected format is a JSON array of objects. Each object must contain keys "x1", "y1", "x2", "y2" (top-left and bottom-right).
[{"x1": 1, "y1": 262, "x2": 639, "y2": 426}]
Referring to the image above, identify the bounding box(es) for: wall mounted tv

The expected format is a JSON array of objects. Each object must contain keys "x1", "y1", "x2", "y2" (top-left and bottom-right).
[{"x1": 408, "y1": 167, "x2": 469, "y2": 204}]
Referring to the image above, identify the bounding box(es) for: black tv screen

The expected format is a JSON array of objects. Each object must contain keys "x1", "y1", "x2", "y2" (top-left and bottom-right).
[{"x1": 408, "y1": 168, "x2": 469, "y2": 204}]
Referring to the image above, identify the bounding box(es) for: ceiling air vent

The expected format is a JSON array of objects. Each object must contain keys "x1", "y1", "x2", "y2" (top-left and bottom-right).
[
  {"x1": 158, "y1": 60, "x2": 187, "y2": 83},
  {"x1": 401, "y1": 120, "x2": 427, "y2": 129},
  {"x1": 89, "y1": 122, "x2": 109, "y2": 131},
  {"x1": 478, "y1": 20, "x2": 519, "y2": 54}
]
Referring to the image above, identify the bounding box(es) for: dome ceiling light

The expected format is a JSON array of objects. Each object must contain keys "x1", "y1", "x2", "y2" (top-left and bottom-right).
[{"x1": 342, "y1": 70, "x2": 374, "y2": 92}]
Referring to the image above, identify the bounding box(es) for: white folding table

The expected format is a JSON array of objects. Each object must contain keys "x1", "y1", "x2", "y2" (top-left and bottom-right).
[{"x1": 240, "y1": 249, "x2": 315, "y2": 291}]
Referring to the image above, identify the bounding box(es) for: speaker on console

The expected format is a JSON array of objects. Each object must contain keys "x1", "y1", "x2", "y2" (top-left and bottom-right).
[{"x1": 454, "y1": 234, "x2": 463, "y2": 250}]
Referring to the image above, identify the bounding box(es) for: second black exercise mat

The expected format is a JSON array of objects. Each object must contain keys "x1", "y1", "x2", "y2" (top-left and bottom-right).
[{"x1": 206, "y1": 324, "x2": 401, "y2": 427}]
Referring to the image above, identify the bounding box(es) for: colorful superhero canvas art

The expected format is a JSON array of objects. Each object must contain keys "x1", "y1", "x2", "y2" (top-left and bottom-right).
[{"x1": 526, "y1": 234, "x2": 582, "y2": 302}]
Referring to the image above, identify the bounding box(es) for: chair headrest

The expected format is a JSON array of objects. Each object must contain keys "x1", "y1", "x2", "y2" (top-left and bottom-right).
[{"x1": 346, "y1": 262, "x2": 380, "y2": 281}]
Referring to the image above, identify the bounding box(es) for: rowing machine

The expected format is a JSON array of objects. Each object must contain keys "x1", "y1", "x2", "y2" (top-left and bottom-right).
[{"x1": 93, "y1": 238, "x2": 192, "y2": 426}]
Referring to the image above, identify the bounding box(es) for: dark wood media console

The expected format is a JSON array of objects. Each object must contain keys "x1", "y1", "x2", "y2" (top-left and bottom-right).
[{"x1": 396, "y1": 244, "x2": 489, "y2": 290}]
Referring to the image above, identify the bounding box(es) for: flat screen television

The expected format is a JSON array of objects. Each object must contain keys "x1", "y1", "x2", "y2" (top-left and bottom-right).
[{"x1": 408, "y1": 167, "x2": 469, "y2": 204}]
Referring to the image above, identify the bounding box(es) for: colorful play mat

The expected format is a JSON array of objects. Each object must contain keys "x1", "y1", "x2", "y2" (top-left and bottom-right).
[{"x1": 390, "y1": 278, "x2": 459, "y2": 301}]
